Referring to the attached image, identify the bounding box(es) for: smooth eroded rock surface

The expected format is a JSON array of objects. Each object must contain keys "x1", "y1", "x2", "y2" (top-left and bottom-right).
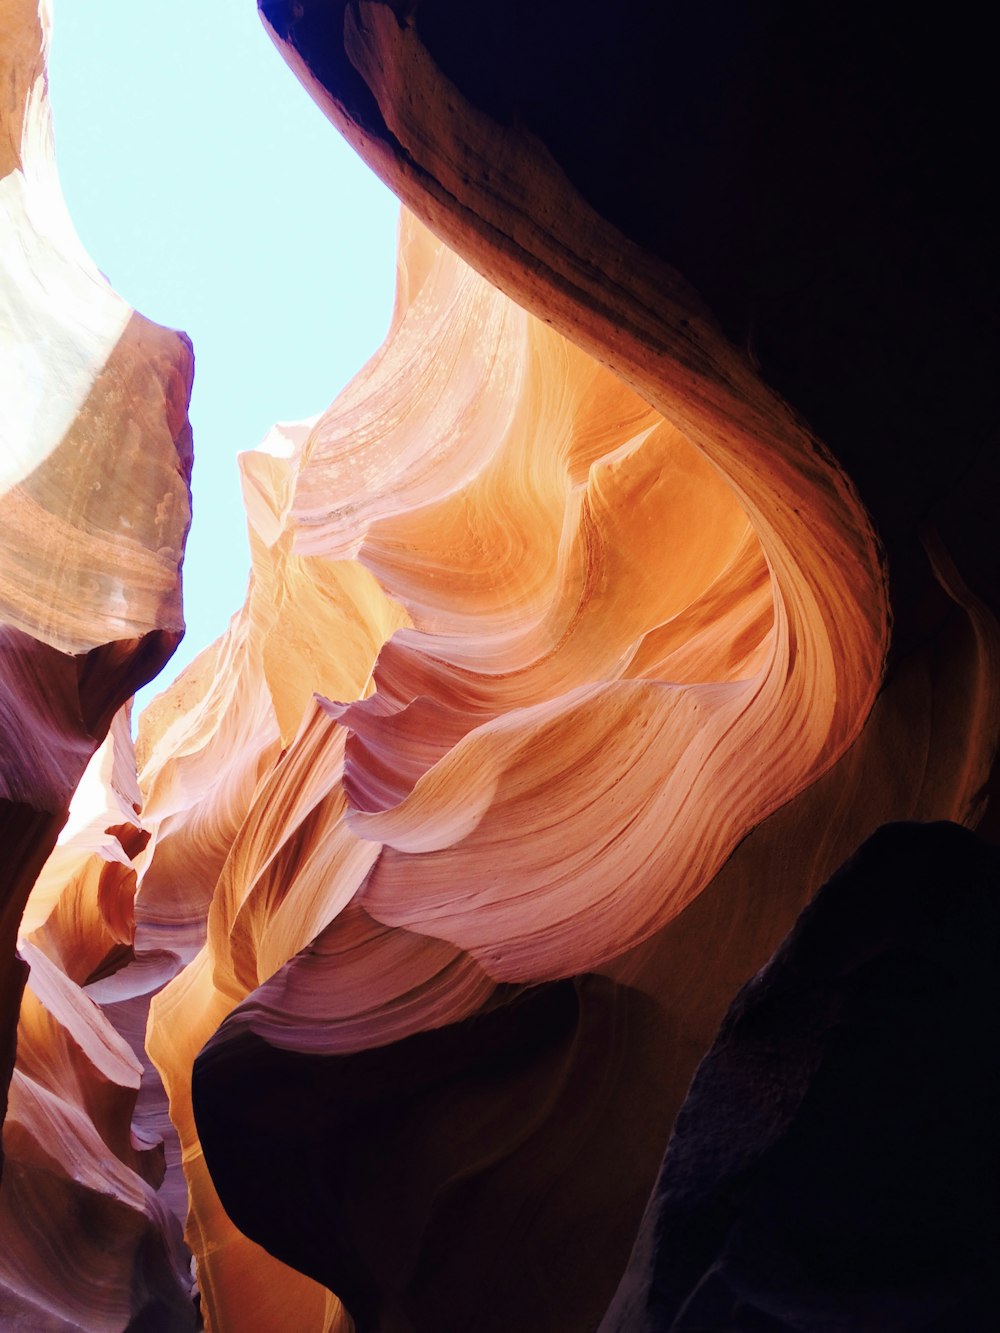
[{"x1": 0, "y1": 0, "x2": 194, "y2": 1324}]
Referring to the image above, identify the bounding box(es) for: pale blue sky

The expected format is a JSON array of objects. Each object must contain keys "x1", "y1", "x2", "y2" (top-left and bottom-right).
[{"x1": 48, "y1": 0, "x2": 400, "y2": 712}]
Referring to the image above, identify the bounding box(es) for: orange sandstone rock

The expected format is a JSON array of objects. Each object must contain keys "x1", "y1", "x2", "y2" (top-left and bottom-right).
[{"x1": 134, "y1": 208, "x2": 886, "y2": 1330}]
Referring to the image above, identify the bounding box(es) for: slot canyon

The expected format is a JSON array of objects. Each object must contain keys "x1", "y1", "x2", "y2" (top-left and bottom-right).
[{"x1": 1, "y1": 2, "x2": 997, "y2": 1329}]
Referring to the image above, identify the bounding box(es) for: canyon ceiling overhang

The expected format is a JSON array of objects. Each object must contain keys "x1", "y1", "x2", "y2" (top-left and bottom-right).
[{"x1": 259, "y1": 1, "x2": 999, "y2": 603}]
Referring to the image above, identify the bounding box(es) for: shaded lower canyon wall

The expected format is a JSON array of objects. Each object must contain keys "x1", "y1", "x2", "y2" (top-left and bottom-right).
[
  {"x1": 600, "y1": 822, "x2": 1000, "y2": 1333},
  {"x1": 0, "y1": 1, "x2": 997, "y2": 1330}
]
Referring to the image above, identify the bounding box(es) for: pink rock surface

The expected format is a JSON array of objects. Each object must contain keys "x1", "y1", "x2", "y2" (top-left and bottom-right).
[{"x1": 0, "y1": 1, "x2": 194, "y2": 1324}]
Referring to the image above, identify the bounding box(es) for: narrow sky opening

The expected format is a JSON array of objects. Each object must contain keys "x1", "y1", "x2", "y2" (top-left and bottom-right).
[{"x1": 48, "y1": 0, "x2": 400, "y2": 714}]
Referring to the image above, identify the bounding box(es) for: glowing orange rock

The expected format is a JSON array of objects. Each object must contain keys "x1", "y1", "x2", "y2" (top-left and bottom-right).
[
  {"x1": 287, "y1": 216, "x2": 883, "y2": 984},
  {"x1": 131, "y1": 208, "x2": 886, "y2": 1330}
]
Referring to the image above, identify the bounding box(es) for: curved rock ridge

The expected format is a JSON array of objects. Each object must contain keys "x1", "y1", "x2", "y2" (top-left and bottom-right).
[
  {"x1": 252, "y1": 12, "x2": 894, "y2": 995},
  {"x1": 286, "y1": 214, "x2": 883, "y2": 983},
  {"x1": 130, "y1": 205, "x2": 886, "y2": 1332}
]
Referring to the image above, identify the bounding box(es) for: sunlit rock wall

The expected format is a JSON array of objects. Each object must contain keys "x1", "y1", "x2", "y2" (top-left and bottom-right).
[
  {"x1": 130, "y1": 203, "x2": 890, "y2": 1333},
  {"x1": 0, "y1": 0, "x2": 195, "y2": 1325}
]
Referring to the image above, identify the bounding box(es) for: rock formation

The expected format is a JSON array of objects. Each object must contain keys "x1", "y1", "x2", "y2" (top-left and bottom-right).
[
  {"x1": 1, "y1": 1, "x2": 998, "y2": 1330},
  {"x1": 0, "y1": 0, "x2": 195, "y2": 1324},
  {"x1": 601, "y1": 822, "x2": 1000, "y2": 1332},
  {"x1": 133, "y1": 203, "x2": 884, "y2": 1328}
]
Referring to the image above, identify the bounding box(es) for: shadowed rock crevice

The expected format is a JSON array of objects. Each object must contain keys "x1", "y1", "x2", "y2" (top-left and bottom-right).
[
  {"x1": 195, "y1": 975, "x2": 669, "y2": 1333},
  {"x1": 602, "y1": 822, "x2": 1000, "y2": 1333}
]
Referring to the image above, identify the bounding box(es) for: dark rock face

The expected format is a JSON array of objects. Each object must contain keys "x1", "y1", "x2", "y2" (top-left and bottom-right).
[
  {"x1": 416, "y1": 4, "x2": 999, "y2": 530},
  {"x1": 194, "y1": 973, "x2": 670, "y2": 1333},
  {"x1": 602, "y1": 822, "x2": 1000, "y2": 1332}
]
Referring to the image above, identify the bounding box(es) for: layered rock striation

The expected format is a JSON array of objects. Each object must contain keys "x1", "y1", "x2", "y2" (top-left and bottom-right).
[
  {"x1": 1, "y1": 1, "x2": 998, "y2": 1330},
  {"x1": 0, "y1": 0, "x2": 195, "y2": 1324},
  {"x1": 142, "y1": 208, "x2": 886, "y2": 1329}
]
